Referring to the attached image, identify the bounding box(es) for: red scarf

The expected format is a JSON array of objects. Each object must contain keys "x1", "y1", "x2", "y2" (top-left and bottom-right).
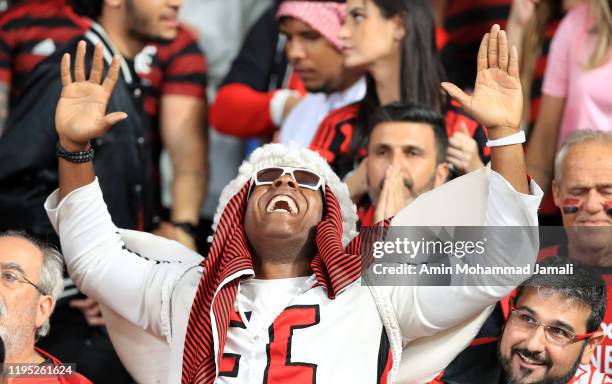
[{"x1": 180, "y1": 182, "x2": 368, "y2": 383}]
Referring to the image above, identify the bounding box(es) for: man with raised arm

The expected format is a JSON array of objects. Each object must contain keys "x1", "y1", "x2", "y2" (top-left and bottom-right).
[{"x1": 45, "y1": 25, "x2": 542, "y2": 383}]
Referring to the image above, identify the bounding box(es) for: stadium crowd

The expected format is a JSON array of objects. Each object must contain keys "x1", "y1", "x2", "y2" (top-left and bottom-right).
[{"x1": 0, "y1": 0, "x2": 610, "y2": 383}]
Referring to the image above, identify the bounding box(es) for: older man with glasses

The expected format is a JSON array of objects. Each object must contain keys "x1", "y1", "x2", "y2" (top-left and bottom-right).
[{"x1": 0, "y1": 231, "x2": 91, "y2": 382}]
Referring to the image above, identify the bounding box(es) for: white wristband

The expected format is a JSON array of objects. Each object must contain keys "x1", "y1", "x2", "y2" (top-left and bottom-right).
[
  {"x1": 486, "y1": 130, "x2": 526, "y2": 147},
  {"x1": 270, "y1": 89, "x2": 300, "y2": 127}
]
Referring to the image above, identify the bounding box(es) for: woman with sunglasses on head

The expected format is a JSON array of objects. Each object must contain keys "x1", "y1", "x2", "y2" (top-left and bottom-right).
[{"x1": 309, "y1": 0, "x2": 490, "y2": 187}]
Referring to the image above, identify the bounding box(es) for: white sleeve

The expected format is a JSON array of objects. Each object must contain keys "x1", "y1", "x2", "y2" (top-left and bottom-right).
[
  {"x1": 391, "y1": 170, "x2": 543, "y2": 344},
  {"x1": 44, "y1": 179, "x2": 190, "y2": 338}
]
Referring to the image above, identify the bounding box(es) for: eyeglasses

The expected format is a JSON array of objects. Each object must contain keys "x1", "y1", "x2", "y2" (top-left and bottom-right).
[
  {"x1": 251, "y1": 167, "x2": 325, "y2": 192},
  {"x1": 0, "y1": 268, "x2": 46, "y2": 296},
  {"x1": 508, "y1": 308, "x2": 595, "y2": 347}
]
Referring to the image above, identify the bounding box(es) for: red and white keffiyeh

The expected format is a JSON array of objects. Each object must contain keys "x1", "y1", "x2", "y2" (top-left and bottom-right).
[{"x1": 277, "y1": 1, "x2": 346, "y2": 51}]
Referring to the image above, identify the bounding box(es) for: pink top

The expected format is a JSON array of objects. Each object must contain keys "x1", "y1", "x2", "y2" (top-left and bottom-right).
[{"x1": 542, "y1": 4, "x2": 612, "y2": 147}]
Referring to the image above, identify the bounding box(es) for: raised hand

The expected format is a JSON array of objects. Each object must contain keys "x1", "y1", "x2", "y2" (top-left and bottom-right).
[
  {"x1": 441, "y1": 25, "x2": 522, "y2": 134},
  {"x1": 55, "y1": 41, "x2": 127, "y2": 151}
]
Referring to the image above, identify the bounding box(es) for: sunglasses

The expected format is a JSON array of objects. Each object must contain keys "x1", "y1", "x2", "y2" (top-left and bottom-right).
[{"x1": 251, "y1": 167, "x2": 325, "y2": 193}]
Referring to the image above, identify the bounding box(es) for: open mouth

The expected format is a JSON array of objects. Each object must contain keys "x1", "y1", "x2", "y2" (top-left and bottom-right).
[
  {"x1": 517, "y1": 352, "x2": 547, "y2": 368},
  {"x1": 266, "y1": 195, "x2": 299, "y2": 215}
]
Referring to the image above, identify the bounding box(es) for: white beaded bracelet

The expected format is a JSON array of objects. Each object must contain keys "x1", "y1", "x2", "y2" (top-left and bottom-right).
[{"x1": 485, "y1": 130, "x2": 526, "y2": 147}]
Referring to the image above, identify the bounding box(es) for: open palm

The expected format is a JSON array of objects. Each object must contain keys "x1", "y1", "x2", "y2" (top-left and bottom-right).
[
  {"x1": 55, "y1": 41, "x2": 126, "y2": 147},
  {"x1": 442, "y1": 24, "x2": 522, "y2": 130}
]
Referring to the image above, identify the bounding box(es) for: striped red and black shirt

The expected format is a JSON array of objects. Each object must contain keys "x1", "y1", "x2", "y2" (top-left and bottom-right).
[
  {"x1": 0, "y1": 0, "x2": 89, "y2": 101},
  {"x1": 442, "y1": 0, "x2": 512, "y2": 89},
  {"x1": 136, "y1": 25, "x2": 208, "y2": 121}
]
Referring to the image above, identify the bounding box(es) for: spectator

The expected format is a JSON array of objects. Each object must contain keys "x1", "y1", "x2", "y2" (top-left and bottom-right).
[
  {"x1": 526, "y1": 0, "x2": 612, "y2": 193},
  {"x1": 356, "y1": 103, "x2": 449, "y2": 225},
  {"x1": 548, "y1": 131, "x2": 612, "y2": 375},
  {"x1": 277, "y1": 1, "x2": 365, "y2": 147},
  {"x1": 209, "y1": 1, "x2": 304, "y2": 142},
  {"x1": 438, "y1": 131, "x2": 612, "y2": 383},
  {"x1": 133, "y1": 25, "x2": 208, "y2": 252},
  {"x1": 0, "y1": 230, "x2": 91, "y2": 383},
  {"x1": 212, "y1": 0, "x2": 366, "y2": 148},
  {"x1": 44, "y1": 30, "x2": 540, "y2": 382},
  {"x1": 0, "y1": 0, "x2": 89, "y2": 135},
  {"x1": 499, "y1": 258, "x2": 608, "y2": 383},
  {"x1": 0, "y1": 0, "x2": 208, "y2": 251},
  {"x1": 310, "y1": 0, "x2": 488, "y2": 182}
]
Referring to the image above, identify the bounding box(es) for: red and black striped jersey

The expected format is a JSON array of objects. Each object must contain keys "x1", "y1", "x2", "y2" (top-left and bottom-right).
[
  {"x1": 442, "y1": 0, "x2": 512, "y2": 89},
  {"x1": 131, "y1": 25, "x2": 207, "y2": 211},
  {"x1": 136, "y1": 25, "x2": 208, "y2": 121},
  {"x1": 309, "y1": 101, "x2": 489, "y2": 177},
  {"x1": 0, "y1": 0, "x2": 89, "y2": 101}
]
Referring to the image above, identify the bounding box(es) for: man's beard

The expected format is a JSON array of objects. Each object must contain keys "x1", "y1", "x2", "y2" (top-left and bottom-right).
[
  {"x1": 125, "y1": 0, "x2": 165, "y2": 44},
  {"x1": 498, "y1": 343, "x2": 586, "y2": 384},
  {"x1": 0, "y1": 301, "x2": 35, "y2": 361}
]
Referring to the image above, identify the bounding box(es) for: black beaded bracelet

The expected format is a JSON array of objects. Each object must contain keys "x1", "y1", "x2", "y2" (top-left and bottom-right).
[{"x1": 56, "y1": 141, "x2": 95, "y2": 163}]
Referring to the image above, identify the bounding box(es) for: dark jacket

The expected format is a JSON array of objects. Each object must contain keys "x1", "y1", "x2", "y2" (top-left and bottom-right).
[{"x1": 0, "y1": 23, "x2": 157, "y2": 244}]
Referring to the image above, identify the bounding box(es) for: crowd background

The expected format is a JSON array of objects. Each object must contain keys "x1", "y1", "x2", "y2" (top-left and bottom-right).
[{"x1": 0, "y1": 0, "x2": 610, "y2": 383}]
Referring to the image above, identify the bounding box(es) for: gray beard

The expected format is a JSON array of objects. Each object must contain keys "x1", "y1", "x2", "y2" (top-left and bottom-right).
[{"x1": 0, "y1": 303, "x2": 33, "y2": 361}]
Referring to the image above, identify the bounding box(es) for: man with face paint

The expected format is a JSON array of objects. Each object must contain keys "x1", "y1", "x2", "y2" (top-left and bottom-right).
[
  {"x1": 548, "y1": 130, "x2": 612, "y2": 376},
  {"x1": 45, "y1": 25, "x2": 543, "y2": 384},
  {"x1": 498, "y1": 258, "x2": 609, "y2": 384},
  {"x1": 435, "y1": 131, "x2": 612, "y2": 383},
  {"x1": 357, "y1": 102, "x2": 450, "y2": 225}
]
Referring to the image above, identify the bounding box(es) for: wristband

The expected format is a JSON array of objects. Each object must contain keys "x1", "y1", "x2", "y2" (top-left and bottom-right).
[
  {"x1": 56, "y1": 141, "x2": 94, "y2": 163},
  {"x1": 485, "y1": 131, "x2": 526, "y2": 147},
  {"x1": 270, "y1": 89, "x2": 301, "y2": 126},
  {"x1": 173, "y1": 222, "x2": 198, "y2": 239}
]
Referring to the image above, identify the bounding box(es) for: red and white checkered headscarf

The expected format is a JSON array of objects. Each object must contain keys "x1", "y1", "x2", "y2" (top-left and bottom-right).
[{"x1": 277, "y1": 1, "x2": 346, "y2": 51}]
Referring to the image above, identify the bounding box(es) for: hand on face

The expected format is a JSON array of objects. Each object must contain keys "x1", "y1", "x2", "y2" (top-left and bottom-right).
[
  {"x1": 55, "y1": 41, "x2": 126, "y2": 151},
  {"x1": 374, "y1": 165, "x2": 411, "y2": 223},
  {"x1": 442, "y1": 24, "x2": 522, "y2": 134},
  {"x1": 345, "y1": 159, "x2": 369, "y2": 203},
  {"x1": 447, "y1": 122, "x2": 485, "y2": 174}
]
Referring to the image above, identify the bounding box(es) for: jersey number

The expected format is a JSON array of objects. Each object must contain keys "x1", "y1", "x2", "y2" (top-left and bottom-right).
[{"x1": 219, "y1": 305, "x2": 320, "y2": 383}]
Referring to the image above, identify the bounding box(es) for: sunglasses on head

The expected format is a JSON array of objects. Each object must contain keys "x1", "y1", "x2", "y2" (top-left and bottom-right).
[{"x1": 251, "y1": 167, "x2": 325, "y2": 193}]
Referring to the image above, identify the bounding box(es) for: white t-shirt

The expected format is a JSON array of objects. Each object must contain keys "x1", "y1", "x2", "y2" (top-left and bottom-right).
[{"x1": 217, "y1": 276, "x2": 389, "y2": 383}]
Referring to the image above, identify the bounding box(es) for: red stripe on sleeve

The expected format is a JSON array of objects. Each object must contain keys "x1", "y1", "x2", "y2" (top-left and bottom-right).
[
  {"x1": 161, "y1": 83, "x2": 206, "y2": 98},
  {"x1": 210, "y1": 83, "x2": 276, "y2": 138}
]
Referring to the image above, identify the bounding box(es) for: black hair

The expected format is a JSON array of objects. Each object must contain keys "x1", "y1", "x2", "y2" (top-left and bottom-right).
[
  {"x1": 515, "y1": 257, "x2": 607, "y2": 333},
  {"x1": 336, "y1": 0, "x2": 446, "y2": 176},
  {"x1": 69, "y1": 0, "x2": 104, "y2": 19},
  {"x1": 370, "y1": 102, "x2": 448, "y2": 164}
]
